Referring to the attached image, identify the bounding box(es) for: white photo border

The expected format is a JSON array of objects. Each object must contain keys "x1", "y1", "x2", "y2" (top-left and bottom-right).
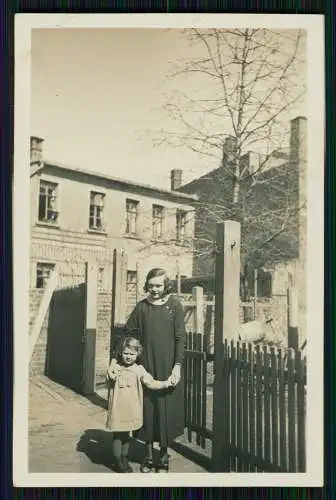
[{"x1": 13, "y1": 13, "x2": 325, "y2": 488}]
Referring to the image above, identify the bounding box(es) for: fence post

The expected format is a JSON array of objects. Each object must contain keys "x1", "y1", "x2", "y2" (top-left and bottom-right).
[
  {"x1": 136, "y1": 261, "x2": 141, "y2": 303},
  {"x1": 192, "y1": 286, "x2": 204, "y2": 334},
  {"x1": 254, "y1": 269, "x2": 258, "y2": 320},
  {"x1": 287, "y1": 273, "x2": 299, "y2": 350},
  {"x1": 212, "y1": 220, "x2": 241, "y2": 471},
  {"x1": 176, "y1": 259, "x2": 181, "y2": 295},
  {"x1": 82, "y1": 262, "x2": 98, "y2": 396}
]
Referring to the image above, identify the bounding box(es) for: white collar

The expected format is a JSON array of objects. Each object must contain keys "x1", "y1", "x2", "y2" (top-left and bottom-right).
[{"x1": 146, "y1": 294, "x2": 170, "y2": 305}]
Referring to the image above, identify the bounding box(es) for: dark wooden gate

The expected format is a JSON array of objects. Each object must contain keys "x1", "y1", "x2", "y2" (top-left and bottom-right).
[
  {"x1": 184, "y1": 332, "x2": 213, "y2": 449},
  {"x1": 46, "y1": 283, "x2": 86, "y2": 393}
]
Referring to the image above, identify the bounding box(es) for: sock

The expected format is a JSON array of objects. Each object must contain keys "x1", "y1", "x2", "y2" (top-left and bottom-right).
[{"x1": 112, "y1": 438, "x2": 122, "y2": 460}]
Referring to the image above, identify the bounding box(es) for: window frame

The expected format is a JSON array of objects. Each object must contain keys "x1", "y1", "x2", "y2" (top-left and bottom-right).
[
  {"x1": 126, "y1": 270, "x2": 138, "y2": 285},
  {"x1": 89, "y1": 191, "x2": 106, "y2": 231},
  {"x1": 152, "y1": 204, "x2": 165, "y2": 240},
  {"x1": 38, "y1": 180, "x2": 59, "y2": 224},
  {"x1": 35, "y1": 262, "x2": 55, "y2": 289},
  {"x1": 125, "y1": 198, "x2": 139, "y2": 236},
  {"x1": 176, "y1": 209, "x2": 188, "y2": 244}
]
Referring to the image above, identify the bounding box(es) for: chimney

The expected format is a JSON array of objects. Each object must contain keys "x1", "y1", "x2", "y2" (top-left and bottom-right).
[
  {"x1": 222, "y1": 135, "x2": 238, "y2": 166},
  {"x1": 241, "y1": 151, "x2": 262, "y2": 175},
  {"x1": 290, "y1": 116, "x2": 307, "y2": 164},
  {"x1": 30, "y1": 136, "x2": 44, "y2": 166},
  {"x1": 171, "y1": 169, "x2": 183, "y2": 191}
]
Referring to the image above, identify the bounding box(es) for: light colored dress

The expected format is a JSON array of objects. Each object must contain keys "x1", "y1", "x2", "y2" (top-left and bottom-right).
[{"x1": 106, "y1": 363, "x2": 153, "y2": 433}]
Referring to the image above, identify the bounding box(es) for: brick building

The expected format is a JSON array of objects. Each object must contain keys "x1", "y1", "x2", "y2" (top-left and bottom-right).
[
  {"x1": 178, "y1": 116, "x2": 307, "y2": 278},
  {"x1": 29, "y1": 137, "x2": 198, "y2": 380},
  {"x1": 177, "y1": 116, "x2": 307, "y2": 341},
  {"x1": 30, "y1": 137, "x2": 197, "y2": 291}
]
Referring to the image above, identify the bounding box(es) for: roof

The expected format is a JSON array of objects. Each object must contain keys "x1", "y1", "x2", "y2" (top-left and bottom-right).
[
  {"x1": 31, "y1": 160, "x2": 198, "y2": 204},
  {"x1": 179, "y1": 156, "x2": 293, "y2": 194}
]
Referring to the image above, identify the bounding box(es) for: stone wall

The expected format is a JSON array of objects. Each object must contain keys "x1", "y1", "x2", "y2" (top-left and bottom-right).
[{"x1": 29, "y1": 288, "x2": 49, "y2": 376}]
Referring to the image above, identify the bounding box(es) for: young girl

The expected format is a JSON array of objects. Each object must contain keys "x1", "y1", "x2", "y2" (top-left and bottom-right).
[
  {"x1": 123, "y1": 267, "x2": 186, "y2": 473},
  {"x1": 106, "y1": 336, "x2": 172, "y2": 473}
]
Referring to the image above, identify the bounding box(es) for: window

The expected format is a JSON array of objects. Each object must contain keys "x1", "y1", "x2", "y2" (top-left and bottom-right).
[
  {"x1": 152, "y1": 204, "x2": 164, "y2": 240},
  {"x1": 126, "y1": 270, "x2": 138, "y2": 299},
  {"x1": 36, "y1": 262, "x2": 55, "y2": 289},
  {"x1": 176, "y1": 210, "x2": 187, "y2": 243},
  {"x1": 89, "y1": 191, "x2": 105, "y2": 230},
  {"x1": 38, "y1": 181, "x2": 58, "y2": 223},
  {"x1": 126, "y1": 199, "x2": 139, "y2": 235},
  {"x1": 127, "y1": 270, "x2": 137, "y2": 285}
]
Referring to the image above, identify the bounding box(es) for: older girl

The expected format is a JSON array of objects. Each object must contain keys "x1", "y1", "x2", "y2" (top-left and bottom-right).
[{"x1": 124, "y1": 267, "x2": 186, "y2": 473}]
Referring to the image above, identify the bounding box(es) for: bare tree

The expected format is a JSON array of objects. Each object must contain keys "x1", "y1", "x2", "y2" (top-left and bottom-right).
[{"x1": 155, "y1": 28, "x2": 306, "y2": 276}]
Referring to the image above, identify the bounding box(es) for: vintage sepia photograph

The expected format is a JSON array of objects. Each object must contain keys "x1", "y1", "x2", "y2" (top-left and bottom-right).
[{"x1": 13, "y1": 14, "x2": 324, "y2": 487}]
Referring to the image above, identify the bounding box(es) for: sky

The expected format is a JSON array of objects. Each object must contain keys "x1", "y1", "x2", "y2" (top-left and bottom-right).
[{"x1": 31, "y1": 28, "x2": 306, "y2": 190}]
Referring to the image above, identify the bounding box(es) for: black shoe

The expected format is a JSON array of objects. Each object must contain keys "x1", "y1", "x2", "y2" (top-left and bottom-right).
[
  {"x1": 156, "y1": 457, "x2": 169, "y2": 473},
  {"x1": 121, "y1": 456, "x2": 133, "y2": 473},
  {"x1": 140, "y1": 457, "x2": 155, "y2": 473},
  {"x1": 114, "y1": 458, "x2": 127, "y2": 473}
]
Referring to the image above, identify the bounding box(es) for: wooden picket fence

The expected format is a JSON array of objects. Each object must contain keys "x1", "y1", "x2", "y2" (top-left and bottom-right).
[
  {"x1": 221, "y1": 340, "x2": 306, "y2": 472},
  {"x1": 184, "y1": 332, "x2": 212, "y2": 449},
  {"x1": 184, "y1": 334, "x2": 307, "y2": 472}
]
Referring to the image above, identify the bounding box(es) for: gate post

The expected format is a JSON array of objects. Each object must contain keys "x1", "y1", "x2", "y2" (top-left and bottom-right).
[
  {"x1": 212, "y1": 221, "x2": 241, "y2": 471},
  {"x1": 110, "y1": 250, "x2": 128, "y2": 359},
  {"x1": 82, "y1": 262, "x2": 98, "y2": 396},
  {"x1": 287, "y1": 272, "x2": 299, "y2": 350},
  {"x1": 192, "y1": 286, "x2": 204, "y2": 335},
  {"x1": 111, "y1": 249, "x2": 128, "y2": 326}
]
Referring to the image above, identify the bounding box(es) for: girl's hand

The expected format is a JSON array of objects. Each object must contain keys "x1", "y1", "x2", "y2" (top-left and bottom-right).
[
  {"x1": 106, "y1": 366, "x2": 119, "y2": 382},
  {"x1": 166, "y1": 377, "x2": 174, "y2": 388},
  {"x1": 169, "y1": 364, "x2": 181, "y2": 386}
]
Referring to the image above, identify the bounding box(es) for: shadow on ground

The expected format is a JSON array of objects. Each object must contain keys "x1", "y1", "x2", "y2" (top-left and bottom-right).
[
  {"x1": 85, "y1": 392, "x2": 108, "y2": 411},
  {"x1": 170, "y1": 441, "x2": 212, "y2": 472},
  {"x1": 76, "y1": 429, "x2": 162, "y2": 471},
  {"x1": 77, "y1": 428, "x2": 211, "y2": 473},
  {"x1": 79, "y1": 391, "x2": 212, "y2": 472}
]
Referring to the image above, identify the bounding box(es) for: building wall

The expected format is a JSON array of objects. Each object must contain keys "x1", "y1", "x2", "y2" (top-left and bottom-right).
[
  {"x1": 270, "y1": 259, "x2": 306, "y2": 343},
  {"x1": 29, "y1": 167, "x2": 195, "y2": 381},
  {"x1": 29, "y1": 284, "x2": 139, "y2": 384},
  {"x1": 31, "y1": 167, "x2": 195, "y2": 243},
  {"x1": 181, "y1": 162, "x2": 300, "y2": 275},
  {"x1": 29, "y1": 288, "x2": 49, "y2": 376},
  {"x1": 30, "y1": 167, "x2": 195, "y2": 288},
  {"x1": 179, "y1": 117, "x2": 307, "y2": 278},
  {"x1": 96, "y1": 289, "x2": 113, "y2": 383}
]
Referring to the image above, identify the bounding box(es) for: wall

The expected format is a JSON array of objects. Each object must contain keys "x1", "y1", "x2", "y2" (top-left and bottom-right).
[
  {"x1": 180, "y1": 161, "x2": 300, "y2": 276},
  {"x1": 270, "y1": 259, "x2": 306, "y2": 343},
  {"x1": 29, "y1": 288, "x2": 49, "y2": 376},
  {"x1": 95, "y1": 289, "x2": 113, "y2": 384},
  {"x1": 30, "y1": 167, "x2": 195, "y2": 287},
  {"x1": 95, "y1": 283, "x2": 138, "y2": 385},
  {"x1": 179, "y1": 117, "x2": 307, "y2": 277},
  {"x1": 31, "y1": 166, "x2": 195, "y2": 248}
]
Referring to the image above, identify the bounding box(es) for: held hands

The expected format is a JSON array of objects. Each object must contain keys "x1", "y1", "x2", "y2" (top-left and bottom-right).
[
  {"x1": 106, "y1": 364, "x2": 120, "y2": 383},
  {"x1": 167, "y1": 364, "x2": 181, "y2": 387}
]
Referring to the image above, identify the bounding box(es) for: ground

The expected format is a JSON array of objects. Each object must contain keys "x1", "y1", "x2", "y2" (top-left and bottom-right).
[{"x1": 29, "y1": 375, "x2": 209, "y2": 474}]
